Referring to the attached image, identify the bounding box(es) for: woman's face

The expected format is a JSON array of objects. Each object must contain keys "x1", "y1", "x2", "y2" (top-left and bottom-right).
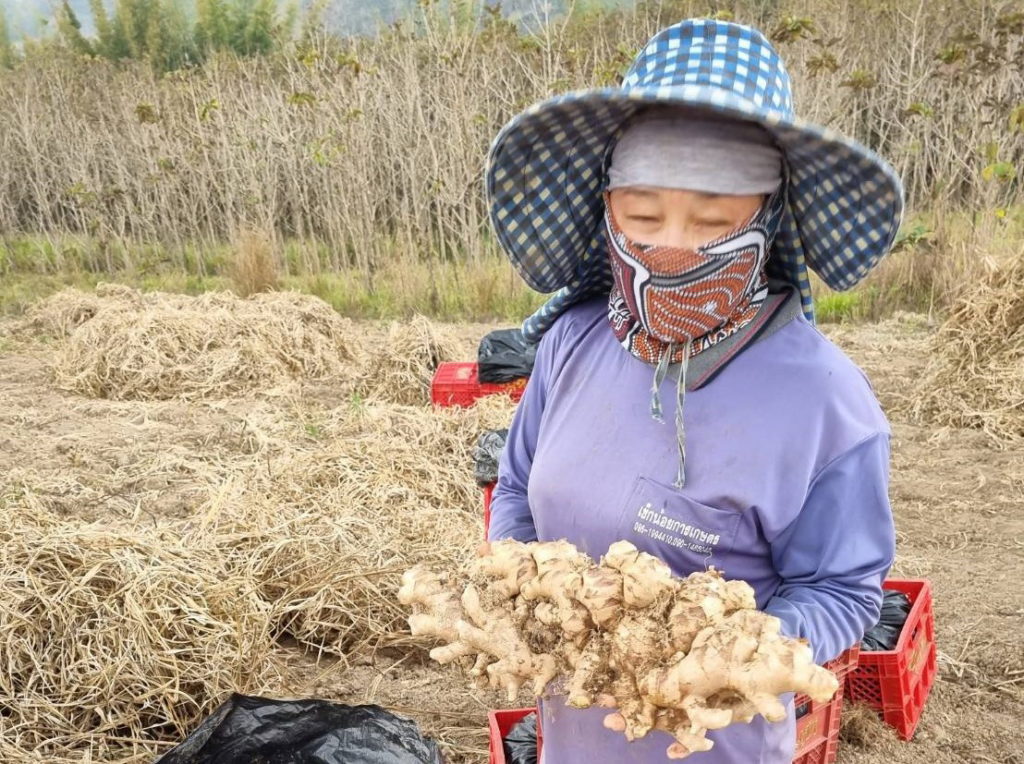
[{"x1": 608, "y1": 186, "x2": 765, "y2": 250}]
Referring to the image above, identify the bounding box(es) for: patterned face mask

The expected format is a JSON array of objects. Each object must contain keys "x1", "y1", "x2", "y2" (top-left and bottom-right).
[
  {"x1": 604, "y1": 188, "x2": 783, "y2": 488},
  {"x1": 605, "y1": 189, "x2": 777, "y2": 365}
]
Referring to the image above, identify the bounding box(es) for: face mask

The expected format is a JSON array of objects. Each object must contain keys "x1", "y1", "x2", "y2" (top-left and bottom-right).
[{"x1": 605, "y1": 189, "x2": 776, "y2": 362}]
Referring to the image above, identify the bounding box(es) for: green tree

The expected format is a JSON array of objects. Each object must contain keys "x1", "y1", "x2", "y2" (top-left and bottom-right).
[
  {"x1": 90, "y1": 0, "x2": 117, "y2": 57},
  {"x1": 45, "y1": 0, "x2": 298, "y2": 72},
  {"x1": 56, "y1": 0, "x2": 95, "y2": 56},
  {"x1": 114, "y1": 0, "x2": 156, "y2": 59},
  {"x1": 237, "y1": 0, "x2": 277, "y2": 55},
  {"x1": 99, "y1": 0, "x2": 132, "y2": 59},
  {"x1": 195, "y1": 0, "x2": 296, "y2": 59},
  {"x1": 144, "y1": 2, "x2": 171, "y2": 68},
  {"x1": 0, "y1": 10, "x2": 16, "y2": 69},
  {"x1": 160, "y1": 2, "x2": 197, "y2": 69},
  {"x1": 195, "y1": 0, "x2": 233, "y2": 54}
]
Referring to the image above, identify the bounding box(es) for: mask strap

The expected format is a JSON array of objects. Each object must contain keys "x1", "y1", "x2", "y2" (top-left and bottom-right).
[
  {"x1": 649, "y1": 343, "x2": 674, "y2": 421},
  {"x1": 673, "y1": 342, "x2": 691, "y2": 489}
]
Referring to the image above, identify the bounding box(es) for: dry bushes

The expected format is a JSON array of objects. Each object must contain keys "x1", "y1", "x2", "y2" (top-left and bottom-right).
[
  {"x1": 19, "y1": 287, "x2": 465, "y2": 405},
  {"x1": 197, "y1": 397, "x2": 515, "y2": 655},
  {"x1": 0, "y1": 396, "x2": 517, "y2": 761},
  {"x1": 0, "y1": 289, "x2": 517, "y2": 761},
  {"x1": 0, "y1": 512, "x2": 274, "y2": 761},
  {"x1": 908, "y1": 257, "x2": 1024, "y2": 443},
  {"x1": 354, "y1": 315, "x2": 462, "y2": 405},
  {"x1": 229, "y1": 228, "x2": 281, "y2": 297},
  {"x1": 839, "y1": 701, "x2": 901, "y2": 750},
  {"x1": 38, "y1": 285, "x2": 356, "y2": 400},
  {"x1": 17, "y1": 287, "x2": 104, "y2": 337},
  {"x1": 0, "y1": 1, "x2": 1019, "y2": 276}
]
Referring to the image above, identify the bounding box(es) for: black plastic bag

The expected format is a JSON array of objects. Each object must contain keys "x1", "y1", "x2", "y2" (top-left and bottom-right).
[
  {"x1": 473, "y1": 429, "x2": 508, "y2": 486},
  {"x1": 502, "y1": 712, "x2": 538, "y2": 764},
  {"x1": 861, "y1": 590, "x2": 913, "y2": 651},
  {"x1": 156, "y1": 694, "x2": 444, "y2": 764},
  {"x1": 478, "y1": 329, "x2": 537, "y2": 383}
]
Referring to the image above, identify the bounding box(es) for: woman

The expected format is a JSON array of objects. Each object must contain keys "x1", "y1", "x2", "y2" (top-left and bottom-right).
[{"x1": 485, "y1": 18, "x2": 902, "y2": 764}]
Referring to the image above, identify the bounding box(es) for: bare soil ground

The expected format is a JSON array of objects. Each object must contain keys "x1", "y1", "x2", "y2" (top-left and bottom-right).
[{"x1": 1, "y1": 315, "x2": 1021, "y2": 763}]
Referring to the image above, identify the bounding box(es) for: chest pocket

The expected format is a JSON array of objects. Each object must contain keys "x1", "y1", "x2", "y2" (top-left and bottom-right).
[{"x1": 615, "y1": 475, "x2": 743, "y2": 574}]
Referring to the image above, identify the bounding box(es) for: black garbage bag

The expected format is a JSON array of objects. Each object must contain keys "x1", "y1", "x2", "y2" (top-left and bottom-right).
[
  {"x1": 478, "y1": 329, "x2": 537, "y2": 383},
  {"x1": 861, "y1": 589, "x2": 913, "y2": 651},
  {"x1": 473, "y1": 429, "x2": 508, "y2": 486},
  {"x1": 502, "y1": 712, "x2": 538, "y2": 764},
  {"x1": 156, "y1": 694, "x2": 444, "y2": 764}
]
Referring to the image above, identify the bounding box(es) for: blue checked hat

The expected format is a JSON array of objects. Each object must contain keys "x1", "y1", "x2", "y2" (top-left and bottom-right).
[{"x1": 485, "y1": 19, "x2": 905, "y2": 340}]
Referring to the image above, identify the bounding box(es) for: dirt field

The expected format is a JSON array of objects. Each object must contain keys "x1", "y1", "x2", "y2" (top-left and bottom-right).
[{"x1": 1, "y1": 312, "x2": 1021, "y2": 763}]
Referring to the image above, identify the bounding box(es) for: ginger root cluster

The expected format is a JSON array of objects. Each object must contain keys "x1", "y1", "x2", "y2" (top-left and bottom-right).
[{"x1": 399, "y1": 539, "x2": 838, "y2": 759}]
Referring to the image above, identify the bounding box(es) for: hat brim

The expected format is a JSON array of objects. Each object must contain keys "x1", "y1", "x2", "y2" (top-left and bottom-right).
[{"x1": 485, "y1": 84, "x2": 904, "y2": 295}]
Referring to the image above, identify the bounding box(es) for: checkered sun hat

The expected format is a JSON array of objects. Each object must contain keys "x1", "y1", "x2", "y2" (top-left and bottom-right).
[{"x1": 485, "y1": 19, "x2": 905, "y2": 341}]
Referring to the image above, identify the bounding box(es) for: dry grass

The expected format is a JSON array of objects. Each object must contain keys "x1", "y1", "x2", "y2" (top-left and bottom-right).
[
  {"x1": 0, "y1": 509, "x2": 275, "y2": 762},
  {"x1": 2, "y1": 279, "x2": 1024, "y2": 763},
  {"x1": 37, "y1": 284, "x2": 356, "y2": 400},
  {"x1": 0, "y1": 0, "x2": 1018, "y2": 279},
  {"x1": 905, "y1": 254, "x2": 1024, "y2": 443},
  {"x1": 0, "y1": 290, "x2": 518, "y2": 762},
  {"x1": 229, "y1": 228, "x2": 281, "y2": 297},
  {"x1": 16, "y1": 287, "x2": 104, "y2": 337},
  {"x1": 839, "y1": 701, "x2": 902, "y2": 750},
  {"x1": 241, "y1": 392, "x2": 514, "y2": 651},
  {"x1": 190, "y1": 398, "x2": 513, "y2": 656},
  {"x1": 354, "y1": 315, "x2": 463, "y2": 405},
  {"x1": 0, "y1": 395, "x2": 512, "y2": 760},
  {"x1": 3, "y1": 280, "x2": 1024, "y2": 763}
]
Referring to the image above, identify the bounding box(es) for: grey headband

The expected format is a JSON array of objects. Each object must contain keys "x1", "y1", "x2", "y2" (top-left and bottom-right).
[{"x1": 607, "y1": 111, "x2": 783, "y2": 195}]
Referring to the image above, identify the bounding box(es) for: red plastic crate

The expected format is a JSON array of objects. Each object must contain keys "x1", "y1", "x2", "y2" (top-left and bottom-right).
[
  {"x1": 844, "y1": 579, "x2": 936, "y2": 740},
  {"x1": 488, "y1": 708, "x2": 543, "y2": 764},
  {"x1": 483, "y1": 482, "x2": 495, "y2": 538},
  {"x1": 431, "y1": 362, "x2": 528, "y2": 408},
  {"x1": 793, "y1": 683, "x2": 845, "y2": 764},
  {"x1": 793, "y1": 646, "x2": 858, "y2": 763}
]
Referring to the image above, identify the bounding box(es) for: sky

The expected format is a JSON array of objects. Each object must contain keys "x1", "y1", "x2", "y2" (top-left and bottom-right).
[
  {"x1": 0, "y1": 1, "x2": 625, "y2": 39},
  {"x1": 2, "y1": 1, "x2": 101, "y2": 36}
]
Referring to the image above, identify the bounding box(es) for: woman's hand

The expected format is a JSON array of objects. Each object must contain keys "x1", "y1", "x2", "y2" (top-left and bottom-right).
[
  {"x1": 598, "y1": 694, "x2": 624, "y2": 732},
  {"x1": 476, "y1": 541, "x2": 491, "y2": 557}
]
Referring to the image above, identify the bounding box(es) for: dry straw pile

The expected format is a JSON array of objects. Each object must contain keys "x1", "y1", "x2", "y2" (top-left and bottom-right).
[
  {"x1": 354, "y1": 315, "x2": 462, "y2": 405},
  {"x1": 910, "y1": 256, "x2": 1024, "y2": 443},
  {"x1": 192, "y1": 396, "x2": 513, "y2": 656},
  {"x1": 0, "y1": 288, "x2": 518, "y2": 761},
  {"x1": 30, "y1": 284, "x2": 357, "y2": 399},
  {"x1": 18, "y1": 287, "x2": 105, "y2": 337},
  {"x1": 0, "y1": 510, "x2": 274, "y2": 762}
]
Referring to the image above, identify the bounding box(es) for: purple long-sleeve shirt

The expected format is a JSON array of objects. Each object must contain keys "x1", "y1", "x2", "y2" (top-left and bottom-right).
[{"x1": 488, "y1": 294, "x2": 895, "y2": 763}]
